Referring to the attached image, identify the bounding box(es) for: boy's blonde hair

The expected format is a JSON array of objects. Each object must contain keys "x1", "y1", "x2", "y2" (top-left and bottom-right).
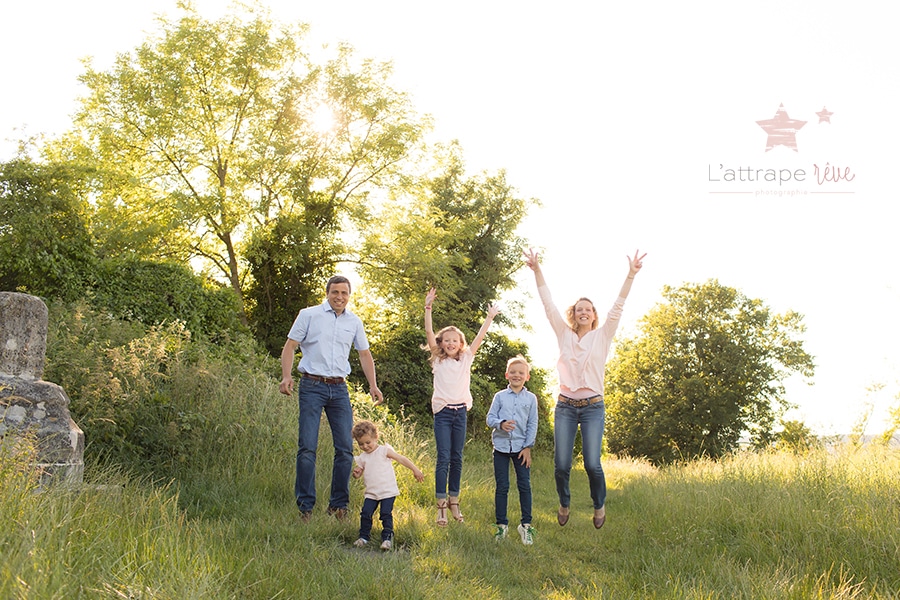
[
  {"x1": 352, "y1": 420, "x2": 378, "y2": 440},
  {"x1": 506, "y1": 354, "x2": 530, "y2": 373},
  {"x1": 421, "y1": 325, "x2": 469, "y2": 364}
]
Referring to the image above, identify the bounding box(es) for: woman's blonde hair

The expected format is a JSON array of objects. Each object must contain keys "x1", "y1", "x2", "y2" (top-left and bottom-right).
[
  {"x1": 421, "y1": 325, "x2": 469, "y2": 364},
  {"x1": 565, "y1": 297, "x2": 598, "y2": 332}
]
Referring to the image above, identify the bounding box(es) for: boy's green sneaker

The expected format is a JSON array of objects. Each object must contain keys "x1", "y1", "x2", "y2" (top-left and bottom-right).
[
  {"x1": 494, "y1": 524, "x2": 508, "y2": 541},
  {"x1": 517, "y1": 523, "x2": 535, "y2": 545}
]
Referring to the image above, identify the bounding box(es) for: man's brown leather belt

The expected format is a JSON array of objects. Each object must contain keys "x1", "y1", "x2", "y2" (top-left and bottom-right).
[{"x1": 302, "y1": 373, "x2": 346, "y2": 385}]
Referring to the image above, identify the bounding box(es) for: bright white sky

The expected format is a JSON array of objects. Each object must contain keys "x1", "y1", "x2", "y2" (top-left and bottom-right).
[{"x1": 2, "y1": 1, "x2": 898, "y2": 435}]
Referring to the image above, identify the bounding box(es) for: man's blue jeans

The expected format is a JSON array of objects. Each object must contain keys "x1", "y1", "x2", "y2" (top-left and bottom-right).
[
  {"x1": 554, "y1": 400, "x2": 607, "y2": 510},
  {"x1": 358, "y1": 496, "x2": 395, "y2": 542},
  {"x1": 493, "y1": 449, "x2": 532, "y2": 526},
  {"x1": 295, "y1": 377, "x2": 354, "y2": 512},
  {"x1": 433, "y1": 406, "x2": 467, "y2": 498}
]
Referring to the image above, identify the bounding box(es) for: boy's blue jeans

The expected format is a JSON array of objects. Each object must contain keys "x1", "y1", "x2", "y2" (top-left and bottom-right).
[
  {"x1": 358, "y1": 496, "x2": 395, "y2": 542},
  {"x1": 554, "y1": 400, "x2": 607, "y2": 510},
  {"x1": 493, "y1": 449, "x2": 532, "y2": 526},
  {"x1": 433, "y1": 406, "x2": 467, "y2": 498}
]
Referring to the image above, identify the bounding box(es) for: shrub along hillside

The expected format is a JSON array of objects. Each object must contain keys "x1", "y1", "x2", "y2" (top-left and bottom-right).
[{"x1": 43, "y1": 301, "x2": 274, "y2": 472}]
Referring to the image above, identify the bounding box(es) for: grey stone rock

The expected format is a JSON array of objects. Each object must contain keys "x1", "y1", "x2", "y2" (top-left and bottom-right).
[
  {"x1": 0, "y1": 292, "x2": 48, "y2": 380},
  {"x1": 0, "y1": 292, "x2": 84, "y2": 487}
]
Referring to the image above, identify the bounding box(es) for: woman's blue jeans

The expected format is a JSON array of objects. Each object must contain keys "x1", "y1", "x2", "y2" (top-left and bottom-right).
[
  {"x1": 493, "y1": 449, "x2": 532, "y2": 526},
  {"x1": 433, "y1": 406, "x2": 467, "y2": 498},
  {"x1": 554, "y1": 400, "x2": 606, "y2": 510}
]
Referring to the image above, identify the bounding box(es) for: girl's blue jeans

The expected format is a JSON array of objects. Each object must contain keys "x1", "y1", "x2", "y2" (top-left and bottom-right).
[
  {"x1": 358, "y1": 496, "x2": 395, "y2": 542},
  {"x1": 433, "y1": 406, "x2": 467, "y2": 498}
]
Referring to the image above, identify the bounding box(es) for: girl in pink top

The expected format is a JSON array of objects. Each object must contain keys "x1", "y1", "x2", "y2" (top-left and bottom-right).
[
  {"x1": 524, "y1": 248, "x2": 645, "y2": 530},
  {"x1": 424, "y1": 287, "x2": 500, "y2": 526},
  {"x1": 351, "y1": 420, "x2": 424, "y2": 550}
]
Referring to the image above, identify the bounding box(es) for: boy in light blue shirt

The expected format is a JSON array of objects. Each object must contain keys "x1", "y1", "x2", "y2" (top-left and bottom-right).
[{"x1": 486, "y1": 355, "x2": 538, "y2": 545}]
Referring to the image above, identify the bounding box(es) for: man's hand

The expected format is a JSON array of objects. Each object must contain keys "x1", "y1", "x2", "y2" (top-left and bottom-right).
[{"x1": 371, "y1": 385, "x2": 384, "y2": 405}]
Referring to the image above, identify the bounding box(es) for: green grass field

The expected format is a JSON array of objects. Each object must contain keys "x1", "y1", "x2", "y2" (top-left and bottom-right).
[{"x1": 4, "y1": 388, "x2": 899, "y2": 599}]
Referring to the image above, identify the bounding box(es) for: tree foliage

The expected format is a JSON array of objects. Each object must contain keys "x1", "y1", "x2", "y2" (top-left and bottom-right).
[
  {"x1": 359, "y1": 143, "x2": 532, "y2": 332},
  {"x1": 0, "y1": 160, "x2": 244, "y2": 340},
  {"x1": 0, "y1": 159, "x2": 96, "y2": 301},
  {"x1": 244, "y1": 210, "x2": 341, "y2": 356},
  {"x1": 59, "y1": 3, "x2": 426, "y2": 319},
  {"x1": 90, "y1": 257, "x2": 245, "y2": 341},
  {"x1": 775, "y1": 419, "x2": 820, "y2": 453},
  {"x1": 9, "y1": 4, "x2": 549, "y2": 449},
  {"x1": 605, "y1": 279, "x2": 815, "y2": 464},
  {"x1": 351, "y1": 146, "x2": 551, "y2": 444}
]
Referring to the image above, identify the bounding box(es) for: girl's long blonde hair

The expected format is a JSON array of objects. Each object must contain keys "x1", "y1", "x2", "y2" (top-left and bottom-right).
[{"x1": 422, "y1": 325, "x2": 469, "y2": 365}]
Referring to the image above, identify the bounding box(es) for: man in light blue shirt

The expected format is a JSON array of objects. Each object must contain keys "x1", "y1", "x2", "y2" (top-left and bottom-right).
[
  {"x1": 280, "y1": 275, "x2": 383, "y2": 521},
  {"x1": 486, "y1": 355, "x2": 538, "y2": 544}
]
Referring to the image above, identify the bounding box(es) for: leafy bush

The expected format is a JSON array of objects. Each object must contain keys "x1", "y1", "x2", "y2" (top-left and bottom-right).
[
  {"x1": 44, "y1": 301, "x2": 271, "y2": 471},
  {"x1": 90, "y1": 257, "x2": 245, "y2": 341},
  {"x1": 364, "y1": 326, "x2": 434, "y2": 423}
]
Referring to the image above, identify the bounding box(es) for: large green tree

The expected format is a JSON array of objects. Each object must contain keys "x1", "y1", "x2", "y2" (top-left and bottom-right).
[
  {"x1": 358, "y1": 143, "x2": 532, "y2": 332},
  {"x1": 243, "y1": 209, "x2": 340, "y2": 356},
  {"x1": 0, "y1": 159, "x2": 96, "y2": 301},
  {"x1": 353, "y1": 146, "x2": 551, "y2": 441},
  {"x1": 605, "y1": 279, "x2": 815, "y2": 464},
  {"x1": 1, "y1": 160, "x2": 245, "y2": 339},
  {"x1": 57, "y1": 3, "x2": 426, "y2": 321}
]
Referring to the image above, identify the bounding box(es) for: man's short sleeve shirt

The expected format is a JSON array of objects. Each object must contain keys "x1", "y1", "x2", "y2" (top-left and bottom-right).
[{"x1": 287, "y1": 300, "x2": 369, "y2": 378}]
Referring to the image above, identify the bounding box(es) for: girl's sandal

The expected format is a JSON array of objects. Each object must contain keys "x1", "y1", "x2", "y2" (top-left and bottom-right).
[
  {"x1": 448, "y1": 501, "x2": 464, "y2": 523},
  {"x1": 436, "y1": 500, "x2": 449, "y2": 527}
]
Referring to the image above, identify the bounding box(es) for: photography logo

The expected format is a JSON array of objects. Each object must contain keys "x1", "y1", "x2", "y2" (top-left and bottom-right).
[
  {"x1": 756, "y1": 103, "x2": 805, "y2": 152},
  {"x1": 709, "y1": 102, "x2": 854, "y2": 197}
]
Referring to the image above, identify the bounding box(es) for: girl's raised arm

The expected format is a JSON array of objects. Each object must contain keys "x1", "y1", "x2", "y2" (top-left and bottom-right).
[
  {"x1": 424, "y1": 287, "x2": 438, "y2": 350},
  {"x1": 469, "y1": 303, "x2": 500, "y2": 356}
]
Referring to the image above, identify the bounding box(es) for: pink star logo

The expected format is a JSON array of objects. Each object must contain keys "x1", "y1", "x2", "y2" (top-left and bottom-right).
[
  {"x1": 756, "y1": 104, "x2": 807, "y2": 152},
  {"x1": 816, "y1": 106, "x2": 833, "y2": 124}
]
